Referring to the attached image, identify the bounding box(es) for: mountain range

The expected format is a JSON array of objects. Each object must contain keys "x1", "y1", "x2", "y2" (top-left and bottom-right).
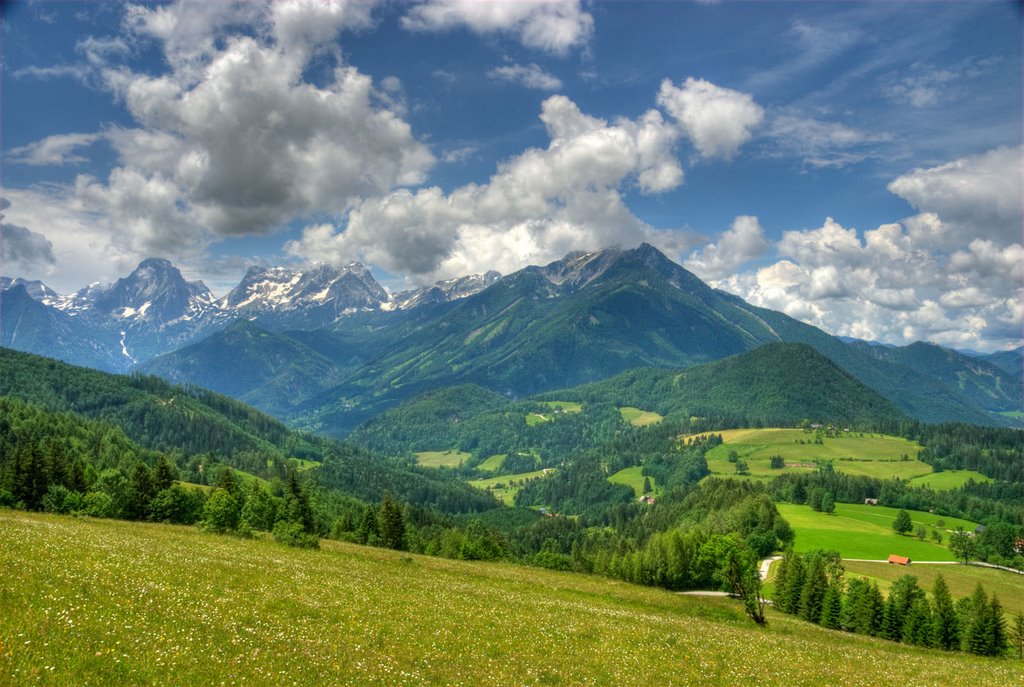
[{"x1": 2, "y1": 245, "x2": 1020, "y2": 434}]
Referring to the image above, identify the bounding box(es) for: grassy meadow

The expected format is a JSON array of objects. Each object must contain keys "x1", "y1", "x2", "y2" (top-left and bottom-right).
[
  {"x1": 467, "y1": 469, "x2": 550, "y2": 505},
  {"x1": 2, "y1": 511, "x2": 1021, "y2": 686},
  {"x1": 843, "y1": 560, "x2": 1024, "y2": 617},
  {"x1": 702, "y1": 428, "x2": 932, "y2": 481},
  {"x1": 777, "y1": 503, "x2": 978, "y2": 561},
  {"x1": 476, "y1": 454, "x2": 507, "y2": 472},
  {"x1": 618, "y1": 406, "x2": 663, "y2": 426},
  {"x1": 907, "y1": 470, "x2": 994, "y2": 490},
  {"x1": 414, "y1": 450, "x2": 470, "y2": 468},
  {"x1": 607, "y1": 466, "x2": 656, "y2": 498}
]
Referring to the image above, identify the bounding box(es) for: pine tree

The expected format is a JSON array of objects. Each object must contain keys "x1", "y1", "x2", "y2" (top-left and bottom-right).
[
  {"x1": 780, "y1": 552, "x2": 806, "y2": 615},
  {"x1": 799, "y1": 555, "x2": 827, "y2": 624},
  {"x1": 841, "y1": 577, "x2": 868, "y2": 632},
  {"x1": 902, "y1": 597, "x2": 934, "y2": 647},
  {"x1": 820, "y1": 583, "x2": 843, "y2": 629},
  {"x1": 883, "y1": 575, "x2": 923, "y2": 642},
  {"x1": 965, "y1": 583, "x2": 991, "y2": 655},
  {"x1": 989, "y1": 594, "x2": 1008, "y2": 657},
  {"x1": 127, "y1": 462, "x2": 156, "y2": 520},
  {"x1": 861, "y1": 583, "x2": 885, "y2": 636},
  {"x1": 356, "y1": 504, "x2": 379, "y2": 545},
  {"x1": 931, "y1": 574, "x2": 961, "y2": 651},
  {"x1": 378, "y1": 491, "x2": 406, "y2": 550},
  {"x1": 153, "y1": 455, "x2": 177, "y2": 491},
  {"x1": 1010, "y1": 611, "x2": 1024, "y2": 660}
]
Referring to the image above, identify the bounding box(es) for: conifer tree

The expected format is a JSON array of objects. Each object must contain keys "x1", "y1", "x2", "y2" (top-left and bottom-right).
[
  {"x1": 820, "y1": 583, "x2": 843, "y2": 629},
  {"x1": 841, "y1": 577, "x2": 868, "y2": 632},
  {"x1": 1010, "y1": 611, "x2": 1024, "y2": 660},
  {"x1": 931, "y1": 574, "x2": 960, "y2": 651},
  {"x1": 965, "y1": 584, "x2": 991, "y2": 655},
  {"x1": 780, "y1": 552, "x2": 806, "y2": 615},
  {"x1": 378, "y1": 491, "x2": 406, "y2": 550},
  {"x1": 799, "y1": 555, "x2": 827, "y2": 624},
  {"x1": 989, "y1": 594, "x2": 1008, "y2": 657},
  {"x1": 902, "y1": 597, "x2": 934, "y2": 647},
  {"x1": 153, "y1": 455, "x2": 177, "y2": 491}
]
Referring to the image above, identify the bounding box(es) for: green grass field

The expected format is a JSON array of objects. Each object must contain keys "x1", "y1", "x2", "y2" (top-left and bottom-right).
[
  {"x1": 414, "y1": 450, "x2": 471, "y2": 468},
  {"x1": 468, "y1": 469, "x2": 551, "y2": 505},
  {"x1": 777, "y1": 503, "x2": 979, "y2": 561},
  {"x1": 907, "y1": 470, "x2": 994, "y2": 490},
  {"x1": 703, "y1": 428, "x2": 931, "y2": 481},
  {"x1": 543, "y1": 401, "x2": 582, "y2": 413},
  {"x1": 476, "y1": 454, "x2": 507, "y2": 472},
  {"x1": 2, "y1": 511, "x2": 1019, "y2": 686},
  {"x1": 843, "y1": 560, "x2": 1024, "y2": 617},
  {"x1": 607, "y1": 466, "x2": 656, "y2": 498},
  {"x1": 525, "y1": 412, "x2": 550, "y2": 426},
  {"x1": 618, "y1": 406, "x2": 663, "y2": 426}
]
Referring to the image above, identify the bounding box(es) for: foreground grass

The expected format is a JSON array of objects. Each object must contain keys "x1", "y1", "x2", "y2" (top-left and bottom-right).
[
  {"x1": 843, "y1": 560, "x2": 1024, "y2": 617},
  {"x1": 778, "y1": 503, "x2": 978, "y2": 561},
  {"x1": 1, "y1": 511, "x2": 1020, "y2": 686}
]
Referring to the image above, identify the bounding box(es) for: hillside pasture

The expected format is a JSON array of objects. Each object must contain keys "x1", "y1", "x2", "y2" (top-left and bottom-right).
[
  {"x1": 907, "y1": 470, "x2": 994, "y2": 491},
  {"x1": 843, "y1": 560, "x2": 1024, "y2": 617},
  {"x1": 476, "y1": 454, "x2": 507, "y2": 472},
  {"x1": 468, "y1": 469, "x2": 552, "y2": 505},
  {"x1": 1, "y1": 511, "x2": 1019, "y2": 687},
  {"x1": 414, "y1": 450, "x2": 471, "y2": 468},
  {"x1": 777, "y1": 503, "x2": 979, "y2": 562},
  {"x1": 701, "y1": 428, "x2": 931, "y2": 481},
  {"x1": 618, "y1": 406, "x2": 663, "y2": 426},
  {"x1": 543, "y1": 400, "x2": 582, "y2": 413},
  {"x1": 607, "y1": 466, "x2": 656, "y2": 498}
]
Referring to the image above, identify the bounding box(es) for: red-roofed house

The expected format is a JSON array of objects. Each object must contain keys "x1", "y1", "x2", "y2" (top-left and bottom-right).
[{"x1": 887, "y1": 554, "x2": 911, "y2": 566}]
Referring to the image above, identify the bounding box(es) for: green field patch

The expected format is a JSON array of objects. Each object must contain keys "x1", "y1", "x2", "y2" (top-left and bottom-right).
[
  {"x1": 618, "y1": 406, "x2": 663, "y2": 426},
  {"x1": 908, "y1": 470, "x2": 994, "y2": 491},
  {"x1": 3, "y1": 512, "x2": 1017, "y2": 686},
  {"x1": 843, "y1": 560, "x2": 1024, "y2": 617},
  {"x1": 469, "y1": 469, "x2": 552, "y2": 505},
  {"x1": 777, "y1": 503, "x2": 979, "y2": 562},
  {"x1": 544, "y1": 400, "x2": 582, "y2": 413},
  {"x1": 607, "y1": 466, "x2": 656, "y2": 498},
  {"x1": 702, "y1": 428, "x2": 930, "y2": 481},
  {"x1": 525, "y1": 412, "x2": 551, "y2": 426},
  {"x1": 415, "y1": 450, "x2": 471, "y2": 468},
  {"x1": 477, "y1": 454, "x2": 507, "y2": 472}
]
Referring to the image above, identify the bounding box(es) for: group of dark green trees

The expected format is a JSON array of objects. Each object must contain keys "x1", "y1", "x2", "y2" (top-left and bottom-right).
[{"x1": 774, "y1": 549, "x2": 1022, "y2": 656}]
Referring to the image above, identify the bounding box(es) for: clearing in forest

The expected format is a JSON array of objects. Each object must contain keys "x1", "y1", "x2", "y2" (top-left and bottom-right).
[
  {"x1": 619, "y1": 406, "x2": 663, "y2": 426},
  {"x1": 415, "y1": 450, "x2": 471, "y2": 468}
]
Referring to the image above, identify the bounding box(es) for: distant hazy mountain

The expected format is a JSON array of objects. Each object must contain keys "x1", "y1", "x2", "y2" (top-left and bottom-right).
[
  {"x1": 138, "y1": 320, "x2": 352, "y2": 417},
  {"x1": 977, "y1": 346, "x2": 1024, "y2": 381},
  {"x1": 847, "y1": 340, "x2": 1023, "y2": 413}
]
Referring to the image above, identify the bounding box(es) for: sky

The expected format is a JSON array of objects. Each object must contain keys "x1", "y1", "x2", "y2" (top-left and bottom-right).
[{"x1": 1, "y1": 0, "x2": 1021, "y2": 352}]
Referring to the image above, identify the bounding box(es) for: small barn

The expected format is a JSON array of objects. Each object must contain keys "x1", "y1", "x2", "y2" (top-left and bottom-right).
[
  {"x1": 864, "y1": 498, "x2": 878, "y2": 505},
  {"x1": 887, "y1": 554, "x2": 911, "y2": 566}
]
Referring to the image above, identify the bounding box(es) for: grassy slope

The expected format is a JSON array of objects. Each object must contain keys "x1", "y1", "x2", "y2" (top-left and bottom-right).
[
  {"x1": 414, "y1": 450, "x2": 471, "y2": 468},
  {"x1": 843, "y1": 560, "x2": 1024, "y2": 617},
  {"x1": 908, "y1": 470, "x2": 994, "y2": 490},
  {"x1": 607, "y1": 466, "x2": 656, "y2": 497},
  {"x1": 618, "y1": 406, "x2": 664, "y2": 426},
  {"x1": 2, "y1": 511, "x2": 1020, "y2": 686},
  {"x1": 703, "y1": 429, "x2": 932, "y2": 481},
  {"x1": 778, "y1": 503, "x2": 979, "y2": 561},
  {"x1": 468, "y1": 470, "x2": 550, "y2": 505}
]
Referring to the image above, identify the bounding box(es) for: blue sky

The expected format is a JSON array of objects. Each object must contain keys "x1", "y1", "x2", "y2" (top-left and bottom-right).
[{"x1": 1, "y1": 1, "x2": 1021, "y2": 351}]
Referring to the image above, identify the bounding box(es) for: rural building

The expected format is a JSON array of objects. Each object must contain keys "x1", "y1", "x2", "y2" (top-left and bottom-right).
[
  {"x1": 864, "y1": 498, "x2": 878, "y2": 505},
  {"x1": 887, "y1": 554, "x2": 911, "y2": 566},
  {"x1": 639, "y1": 495, "x2": 655, "y2": 505},
  {"x1": 974, "y1": 525, "x2": 987, "y2": 535}
]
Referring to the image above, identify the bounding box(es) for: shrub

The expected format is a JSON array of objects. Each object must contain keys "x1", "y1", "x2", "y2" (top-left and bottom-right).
[{"x1": 272, "y1": 520, "x2": 320, "y2": 549}]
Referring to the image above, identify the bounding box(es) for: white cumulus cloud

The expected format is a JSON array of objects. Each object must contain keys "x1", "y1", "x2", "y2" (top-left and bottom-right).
[
  {"x1": 401, "y1": 0, "x2": 594, "y2": 55},
  {"x1": 657, "y1": 77, "x2": 764, "y2": 160},
  {"x1": 489, "y1": 63, "x2": 562, "y2": 91},
  {"x1": 286, "y1": 94, "x2": 690, "y2": 282}
]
